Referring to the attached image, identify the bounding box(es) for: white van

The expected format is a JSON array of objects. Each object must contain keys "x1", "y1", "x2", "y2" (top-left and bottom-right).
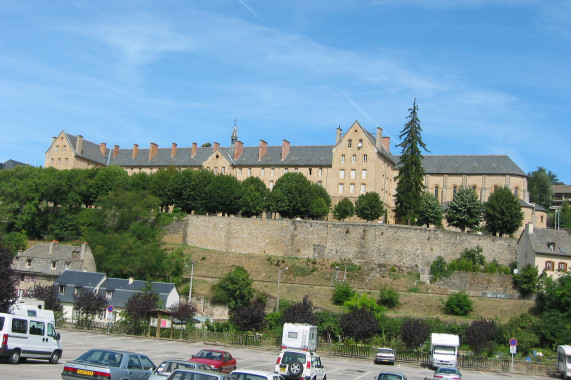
[
  {"x1": 281, "y1": 323, "x2": 318, "y2": 352},
  {"x1": 557, "y1": 345, "x2": 571, "y2": 379},
  {"x1": 0, "y1": 312, "x2": 63, "y2": 364}
]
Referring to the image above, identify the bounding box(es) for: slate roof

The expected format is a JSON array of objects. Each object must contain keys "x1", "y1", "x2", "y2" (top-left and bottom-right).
[
  {"x1": 65, "y1": 132, "x2": 110, "y2": 166},
  {"x1": 395, "y1": 155, "x2": 527, "y2": 176},
  {"x1": 13, "y1": 243, "x2": 93, "y2": 275},
  {"x1": 528, "y1": 228, "x2": 571, "y2": 257},
  {"x1": 54, "y1": 271, "x2": 176, "y2": 308},
  {"x1": 553, "y1": 185, "x2": 571, "y2": 194},
  {"x1": 519, "y1": 199, "x2": 546, "y2": 211}
]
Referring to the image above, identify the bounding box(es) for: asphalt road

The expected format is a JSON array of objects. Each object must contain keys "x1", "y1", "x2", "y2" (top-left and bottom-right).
[{"x1": 0, "y1": 329, "x2": 555, "y2": 380}]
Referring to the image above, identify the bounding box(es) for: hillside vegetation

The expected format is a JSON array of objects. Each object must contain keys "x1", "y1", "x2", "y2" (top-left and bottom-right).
[{"x1": 172, "y1": 244, "x2": 534, "y2": 323}]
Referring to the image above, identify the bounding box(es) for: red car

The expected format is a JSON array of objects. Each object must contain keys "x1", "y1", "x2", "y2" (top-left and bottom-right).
[{"x1": 189, "y1": 349, "x2": 237, "y2": 373}]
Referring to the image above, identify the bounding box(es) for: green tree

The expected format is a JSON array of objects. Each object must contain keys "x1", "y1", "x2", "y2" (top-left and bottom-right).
[
  {"x1": 73, "y1": 289, "x2": 108, "y2": 327},
  {"x1": 211, "y1": 266, "x2": 254, "y2": 309},
  {"x1": 512, "y1": 264, "x2": 542, "y2": 298},
  {"x1": 378, "y1": 285, "x2": 400, "y2": 309},
  {"x1": 332, "y1": 282, "x2": 356, "y2": 306},
  {"x1": 230, "y1": 299, "x2": 266, "y2": 332},
  {"x1": 443, "y1": 292, "x2": 473, "y2": 316},
  {"x1": 0, "y1": 245, "x2": 18, "y2": 313},
  {"x1": 268, "y1": 172, "x2": 313, "y2": 219},
  {"x1": 205, "y1": 174, "x2": 243, "y2": 216},
  {"x1": 307, "y1": 184, "x2": 331, "y2": 220},
  {"x1": 394, "y1": 99, "x2": 428, "y2": 225},
  {"x1": 340, "y1": 306, "x2": 378, "y2": 344},
  {"x1": 534, "y1": 275, "x2": 571, "y2": 348},
  {"x1": 483, "y1": 186, "x2": 524, "y2": 236},
  {"x1": 445, "y1": 186, "x2": 481, "y2": 232},
  {"x1": 0, "y1": 231, "x2": 27, "y2": 256},
  {"x1": 527, "y1": 167, "x2": 556, "y2": 210},
  {"x1": 343, "y1": 293, "x2": 385, "y2": 317},
  {"x1": 88, "y1": 166, "x2": 129, "y2": 205},
  {"x1": 560, "y1": 200, "x2": 571, "y2": 229},
  {"x1": 355, "y1": 192, "x2": 385, "y2": 222},
  {"x1": 499, "y1": 313, "x2": 539, "y2": 356},
  {"x1": 315, "y1": 310, "x2": 341, "y2": 343},
  {"x1": 240, "y1": 177, "x2": 269, "y2": 218},
  {"x1": 281, "y1": 295, "x2": 317, "y2": 325},
  {"x1": 32, "y1": 284, "x2": 63, "y2": 312},
  {"x1": 416, "y1": 192, "x2": 443, "y2": 228},
  {"x1": 149, "y1": 167, "x2": 178, "y2": 211},
  {"x1": 430, "y1": 256, "x2": 452, "y2": 282},
  {"x1": 333, "y1": 198, "x2": 355, "y2": 221}
]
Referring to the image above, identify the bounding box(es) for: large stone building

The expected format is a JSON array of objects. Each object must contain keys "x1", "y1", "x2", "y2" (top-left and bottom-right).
[{"x1": 44, "y1": 121, "x2": 546, "y2": 230}]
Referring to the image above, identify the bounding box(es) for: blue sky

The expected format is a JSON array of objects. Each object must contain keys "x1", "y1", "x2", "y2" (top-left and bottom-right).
[{"x1": 1, "y1": 1, "x2": 570, "y2": 184}]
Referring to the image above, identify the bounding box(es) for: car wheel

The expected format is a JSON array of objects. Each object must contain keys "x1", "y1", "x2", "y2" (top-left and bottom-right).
[
  {"x1": 289, "y1": 362, "x2": 303, "y2": 377},
  {"x1": 8, "y1": 349, "x2": 21, "y2": 364},
  {"x1": 49, "y1": 350, "x2": 61, "y2": 364}
]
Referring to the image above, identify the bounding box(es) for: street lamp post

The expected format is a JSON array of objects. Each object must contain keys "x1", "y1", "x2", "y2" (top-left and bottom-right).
[
  {"x1": 188, "y1": 262, "x2": 194, "y2": 303},
  {"x1": 330, "y1": 266, "x2": 340, "y2": 287},
  {"x1": 276, "y1": 267, "x2": 289, "y2": 312}
]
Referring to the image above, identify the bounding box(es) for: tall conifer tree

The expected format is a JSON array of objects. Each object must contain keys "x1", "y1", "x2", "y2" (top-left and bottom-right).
[{"x1": 394, "y1": 99, "x2": 428, "y2": 224}]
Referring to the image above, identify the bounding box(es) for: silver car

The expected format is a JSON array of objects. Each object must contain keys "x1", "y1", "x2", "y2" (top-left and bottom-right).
[
  {"x1": 61, "y1": 349, "x2": 155, "y2": 380},
  {"x1": 232, "y1": 369, "x2": 285, "y2": 380},
  {"x1": 432, "y1": 366, "x2": 461, "y2": 380},
  {"x1": 166, "y1": 368, "x2": 236, "y2": 380},
  {"x1": 150, "y1": 360, "x2": 213, "y2": 379}
]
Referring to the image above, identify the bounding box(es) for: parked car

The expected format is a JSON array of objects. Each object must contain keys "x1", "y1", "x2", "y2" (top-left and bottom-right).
[
  {"x1": 374, "y1": 348, "x2": 396, "y2": 365},
  {"x1": 150, "y1": 360, "x2": 213, "y2": 379},
  {"x1": 232, "y1": 369, "x2": 285, "y2": 380},
  {"x1": 189, "y1": 349, "x2": 237, "y2": 373},
  {"x1": 274, "y1": 349, "x2": 326, "y2": 380},
  {"x1": 374, "y1": 372, "x2": 407, "y2": 380},
  {"x1": 61, "y1": 349, "x2": 155, "y2": 380},
  {"x1": 166, "y1": 368, "x2": 236, "y2": 380},
  {"x1": 433, "y1": 366, "x2": 461, "y2": 380}
]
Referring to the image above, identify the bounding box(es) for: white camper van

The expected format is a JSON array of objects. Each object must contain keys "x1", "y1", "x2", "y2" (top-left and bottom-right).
[
  {"x1": 0, "y1": 312, "x2": 62, "y2": 364},
  {"x1": 281, "y1": 323, "x2": 318, "y2": 352},
  {"x1": 557, "y1": 345, "x2": 571, "y2": 379},
  {"x1": 429, "y1": 333, "x2": 460, "y2": 368}
]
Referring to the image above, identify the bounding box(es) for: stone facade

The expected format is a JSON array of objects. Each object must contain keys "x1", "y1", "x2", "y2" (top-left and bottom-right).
[{"x1": 165, "y1": 215, "x2": 518, "y2": 274}]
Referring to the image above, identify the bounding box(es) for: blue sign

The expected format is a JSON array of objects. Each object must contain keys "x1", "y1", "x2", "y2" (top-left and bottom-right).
[
  {"x1": 509, "y1": 338, "x2": 517, "y2": 346},
  {"x1": 107, "y1": 305, "x2": 114, "y2": 313}
]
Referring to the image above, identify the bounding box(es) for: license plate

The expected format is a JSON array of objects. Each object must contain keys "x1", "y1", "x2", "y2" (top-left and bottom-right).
[{"x1": 77, "y1": 369, "x2": 94, "y2": 375}]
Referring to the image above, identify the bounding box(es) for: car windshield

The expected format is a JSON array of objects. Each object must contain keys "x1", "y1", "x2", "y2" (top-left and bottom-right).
[
  {"x1": 77, "y1": 350, "x2": 123, "y2": 367},
  {"x1": 197, "y1": 351, "x2": 222, "y2": 360},
  {"x1": 434, "y1": 346, "x2": 456, "y2": 355},
  {"x1": 232, "y1": 373, "x2": 267, "y2": 380},
  {"x1": 437, "y1": 368, "x2": 459, "y2": 374},
  {"x1": 281, "y1": 352, "x2": 306, "y2": 364},
  {"x1": 376, "y1": 374, "x2": 403, "y2": 380}
]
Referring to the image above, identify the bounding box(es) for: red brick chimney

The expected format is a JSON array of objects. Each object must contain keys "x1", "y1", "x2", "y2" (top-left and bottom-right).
[
  {"x1": 132, "y1": 144, "x2": 139, "y2": 158},
  {"x1": 171, "y1": 143, "x2": 177, "y2": 158},
  {"x1": 258, "y1": 140, "x2": 267, "y2": 160},
  {"x1": 382, "y1": 137, "x2": 390, "y2": 153},
  {"x1": 99, "y1": 143, "x2": 106, "y2": 156},
  {"x1": 213, "y1": 142, "x2": 220, "y2": 152},
  {"x1": 113, "y1": 145, "x2": 119, "y2": 158},
  {"x1": 191, "y1": 142, "x2": 197, "y2": 158},
  {"x1": 149, "y1": 142, "x2": 158, "y2": 160},
  {"x1": 234, "y1": 141, "x2": 243, "y2": 160},
  {"x1": 281, "y1": 140, "x2": 290, "y2": 161}
]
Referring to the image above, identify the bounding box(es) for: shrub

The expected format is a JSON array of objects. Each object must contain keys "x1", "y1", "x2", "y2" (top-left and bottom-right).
[
  {"x1": 332, "y1": 282, "x2": 356, "y2": 306},
  {"x1": 430, "y1": 256, "x2": 452, "y2": 281},
  {"x1": 443, "y1": 292, "x2": 473, "y2": 316},
  {"x1": 378, "y1": 285, "x2": 400, "y2": 309}
]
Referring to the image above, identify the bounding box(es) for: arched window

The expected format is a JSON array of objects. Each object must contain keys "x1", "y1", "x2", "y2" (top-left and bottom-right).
[
  {"x1": 514, "y1": 187, "x2": 519, "y2": 198},
  {"x1": 453, "y1": 186, "x2": 458, "y2": 198},
  {"x1": 434, "y1": 185, "x2": 439, "y2": 201}
]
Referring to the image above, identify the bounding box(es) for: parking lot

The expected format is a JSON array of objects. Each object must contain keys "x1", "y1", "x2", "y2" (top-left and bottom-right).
[{"x1": 1, "y1": 329, "x2": 554, "y2": 380}]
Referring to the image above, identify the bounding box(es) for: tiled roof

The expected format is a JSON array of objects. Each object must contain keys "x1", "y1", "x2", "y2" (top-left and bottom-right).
[
  {"x1": 519, "y1": 199, "x2": 546, "y2": 211},
  {"x1": 553, "y1": 184, "x2": 571, "y2": 194},
  {"x1": 66, "y1": 132, "x2": 110, "y2": 166},
  {"x1": 13, "y1": 243, "x2": 92, "y2": 275},
  {"x1": 528, "y1": 228, "x2": 571, "y2": 256},
  {"x1": 395, "y1": 155, "x2": 527, "y2": 176}
]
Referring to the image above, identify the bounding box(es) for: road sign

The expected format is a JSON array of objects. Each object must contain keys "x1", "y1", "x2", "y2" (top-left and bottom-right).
[
  {"x1": 107, "y1": 305, "x2": 114, "y2": 313},
  {"x1": 510, "y1": 346, "x2": 517, "y2": 354},
  {"x1": 509, "y1": 338, "x2": 517, "y2": 346}
]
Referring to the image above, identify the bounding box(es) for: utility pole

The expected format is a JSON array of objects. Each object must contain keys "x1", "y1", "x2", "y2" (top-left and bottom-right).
[{"x1": 277, "y1": 267, "x2": 289, "y2": 312}]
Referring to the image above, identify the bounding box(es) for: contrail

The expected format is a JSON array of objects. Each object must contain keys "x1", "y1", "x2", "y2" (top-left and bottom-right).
[{"x1": 237, "y1": 0, "x2": 262, "y2": 21}]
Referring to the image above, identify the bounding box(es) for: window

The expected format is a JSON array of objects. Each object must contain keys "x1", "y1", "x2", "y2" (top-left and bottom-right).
[
  {"x1": 58, "y1": 285, "x2": 65, "y2": 295},
  {"x1": 341, "y1": 155, "x2": 345, "y2": 163},
  {"x1": 541, "y1": 215, "x2": 544, "y2": 223},
  {"x1": 338, "y1": 184, "x2": 344, "y2": 193},
  {"x1": 284, "y1": 168, "x2": 288, "y2": 173},
  {"x1": 248, "y1": 168, "x2": 252, "y2": 176},
  {"x1": 214, "y1": 167, "x2": 218, "y2": 174},
  {"x1": 352, "y1": 155, "x2": 356, "y2": 163},
  {"x1": 63, "y1": 145, "x2": 66, "y2": 152},
  {"x1": 222, "y1": 167, "x2": 225, "y2": 174},
  {"x1": 558, "y1": 262, "x2": 568, "y2": 272},
  {"x1": 351, "y1": 169, "x2": 356, "y2": 179},
  {"x1": 514, "y1": 187, "x2": 519, "y2": 198},
  {"x1": 294, "y1": 168, "x2": 298, "y2": 172},
  {"x1": 74, "y1": 287, "x2": 82, "y2": 295},
  {"x1": 363, "y1": 154, "x2": 368, "y2": 163},
  {"x1": 308, "y1": 168, "x2": 312, "y2": 175},
  {"x1": 64, "y1": 158, "x2": 68, "y2": 166},
  {"x1": 26, "y1": 259, "x2": 32, "y2": 267},
  {"x1": 340, "y1": 169, "x2": 345, "y2": 179},
  {"x1": 238, "y1": 168, "x2": 242, "y2": 176},
  {"x1": 55, "y1": 145, "x2": 59, "y2": 152},
  {"x1": 261, "y1": 168, "x2": 264, "y2": 176},
  {"x1": 348, "y1": 140, "x2": 352, "y2": 148},
  {"x1": 358, "y1": 139, "x2": 363, "y2": 147},
  {"x1": 472, "y1": 185, "x2": 477, "y2": 192},
  {"x1": 106, "y1": 290, "x2": 113, "y2": 299},
  {"x1": 545, "y1": 261, "x2": 554, "y2": 271},
  {"x1": 349, "y1": 184, "x2": 355, "y2": 193},
  {"x1": 127, "y1": 355, "x2": 142, "y2": 370},
  {"x1": 269, "y1": 181, "x2": 274, "y2": 190},
  {"x1": 360, "y1": 184, "x2": 366, "y2": 194},
  {"x1": 453, "y1": 186, "x2": 458, "y2": 197},
  {"x1": 51, "y1": 261, "x2": 56, "y2": 269},
  {"x1": 317, "y1": 181, "x2": 322, "y2": 186},
  {"x1": 271, "y1": 168, "x2": 275, "y2": 177},
  {"x1": 57, "y1": 158, "x2": 61, "y2": 165},
  {"x1": 11, "y1": 318, "x2": 27, "y2": 334},
  {"x1": 493, "y1": 185, "x2": 499, "y2": 193},
  {"x1": 362, "y1": 169, "x2": 367, "y2": 179},
  {"x1": 319, "y1": 168, "x2": 322, "y2": 176},
  {"x1": 434, "y1": 185, "x2": 439, "y2": 200},
  {"x1": 29, "y1": 321, "x2": 45, "y2": 336}
]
